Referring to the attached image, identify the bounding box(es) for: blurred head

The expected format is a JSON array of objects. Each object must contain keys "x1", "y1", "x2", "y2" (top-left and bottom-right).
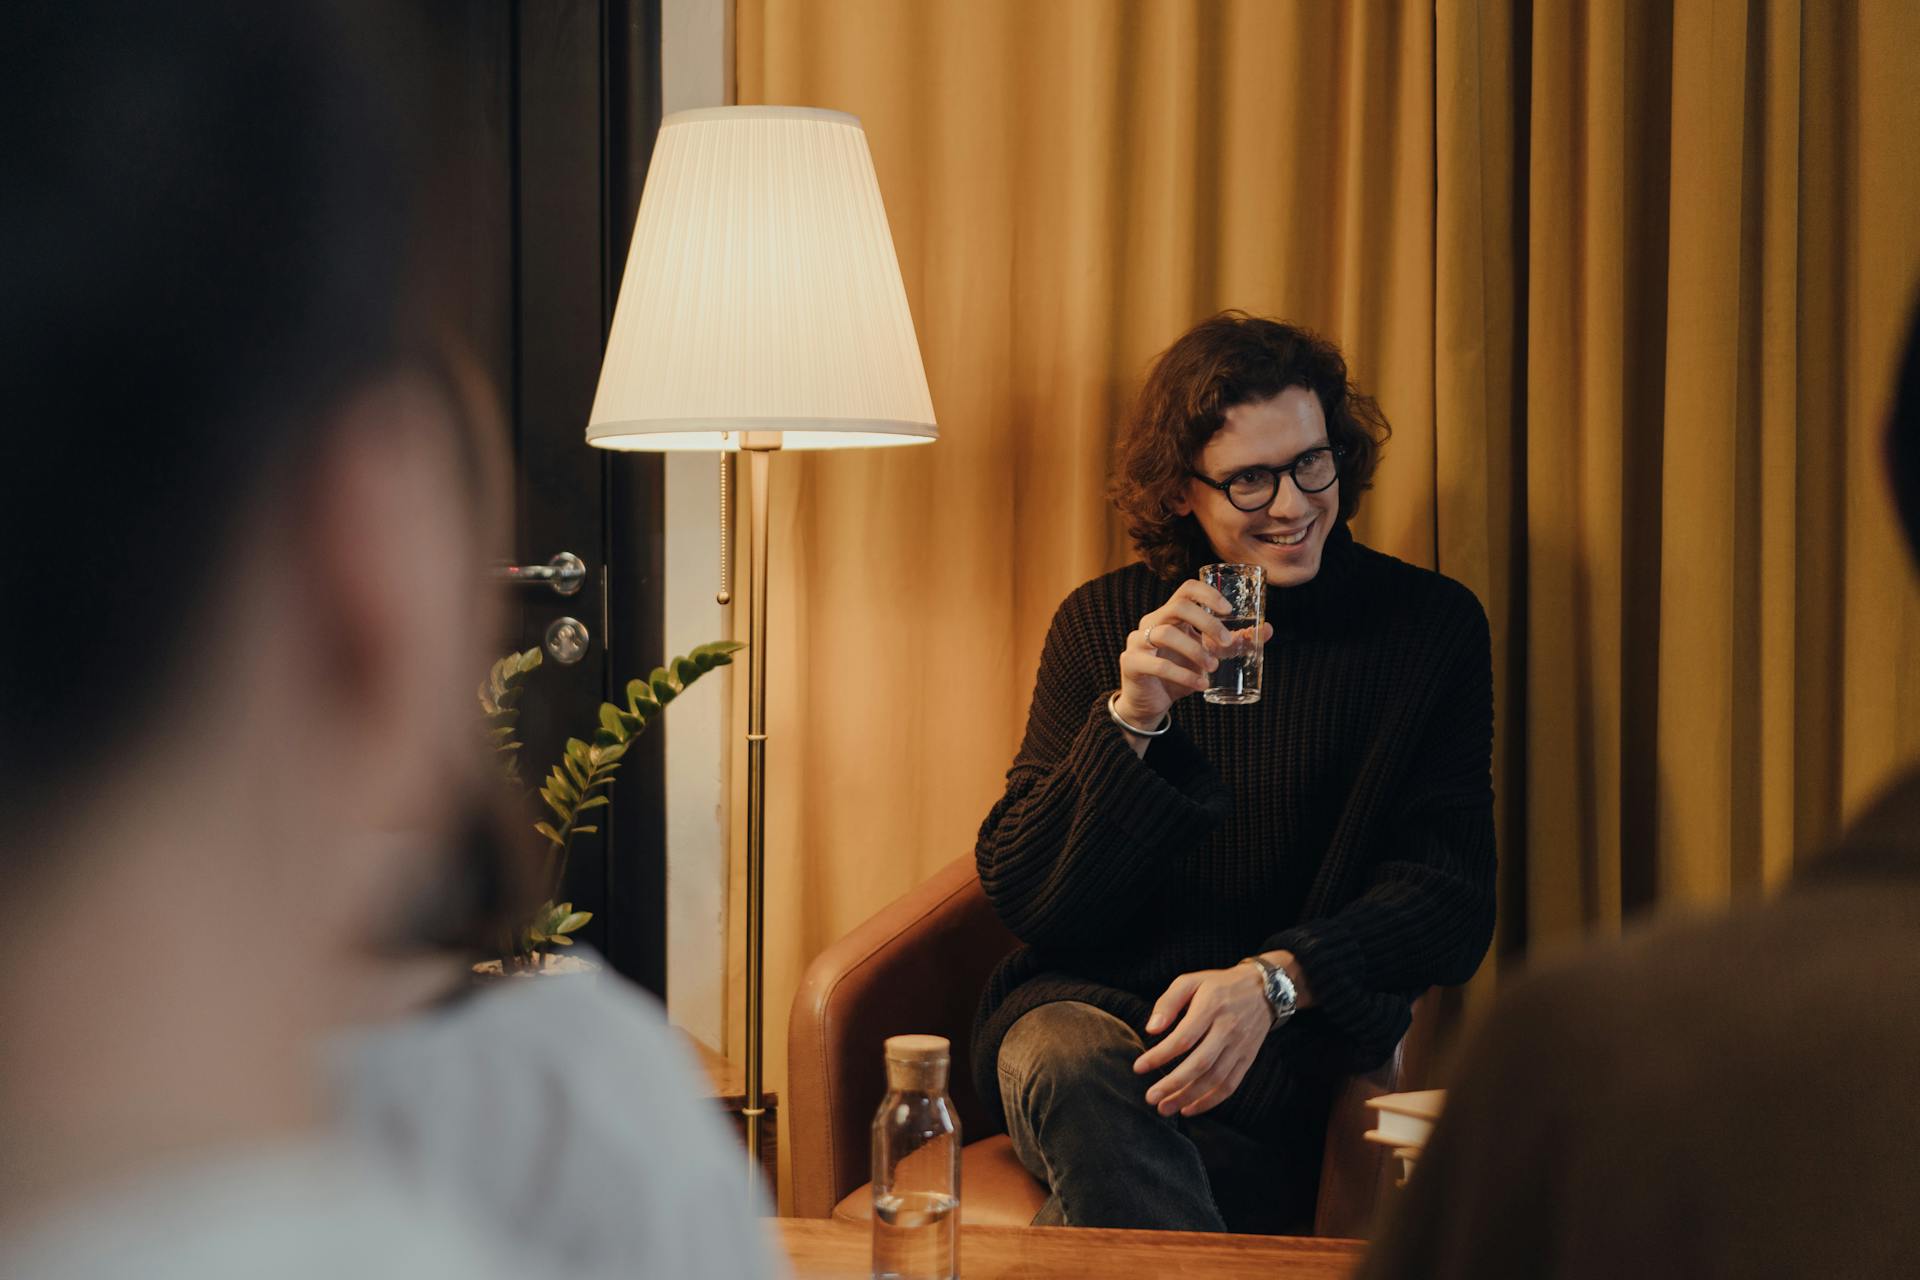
[
  {"x1": 1, "y1": 0, "x2": 503, "y2": 951},
  {"x1": 1112, "y1": 312, "x2": 1391, "y2": 587},
  {"x1": 1892, "y1": 303, "x2": 1920, "y2": 566}
]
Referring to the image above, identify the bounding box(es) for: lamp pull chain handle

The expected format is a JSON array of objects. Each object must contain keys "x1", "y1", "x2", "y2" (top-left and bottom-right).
[{"x1": 716, "y1": 452, "x2": 733, "y2": 606}]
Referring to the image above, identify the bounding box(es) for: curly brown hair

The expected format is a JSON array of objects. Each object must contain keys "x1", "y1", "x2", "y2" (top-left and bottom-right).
[{"x1": 1111, "y1": 312, "x2": 1392, "y2": 579}]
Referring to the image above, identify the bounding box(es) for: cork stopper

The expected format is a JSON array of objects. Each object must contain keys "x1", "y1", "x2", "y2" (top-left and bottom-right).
[{"x1": 883, "y1": 1034, "x2": 951, "y2": 1092}]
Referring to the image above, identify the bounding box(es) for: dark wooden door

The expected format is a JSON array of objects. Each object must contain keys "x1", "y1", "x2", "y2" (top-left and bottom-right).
[{"x1": 401, "y1": 0, "x2": 668, "y2": 993}]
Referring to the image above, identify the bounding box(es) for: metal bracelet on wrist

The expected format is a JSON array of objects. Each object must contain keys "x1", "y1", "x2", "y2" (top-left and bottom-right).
[
  {"x1": 1243, "y1": 954, "x2": 1298, "y2": 1029},
  {"x1": 1107, "y1": 691, "x2": 1171, "y2": 738}
]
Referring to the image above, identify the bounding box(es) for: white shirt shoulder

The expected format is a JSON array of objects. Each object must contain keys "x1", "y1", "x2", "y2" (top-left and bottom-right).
[
  {"x1": 1, "y1": 1141, "x2": 528, "y2": 1280},
  {"x1": 333, "y1": 961, "x2": 785, "y2": 1280}
]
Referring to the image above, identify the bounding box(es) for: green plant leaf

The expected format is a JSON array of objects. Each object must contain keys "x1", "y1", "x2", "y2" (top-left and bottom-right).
[
  {"x1": 592, "y1": 727, "x2": 621, "y2": 748},
  {"x1": 562, "y1": 755, "x2": 587, "y2": 789},
  {"x1": 596, "y1": 743, "x2": 628, "y2": 766},
  {"x1": 626, "y1": 679, "x2": 662, "y2": 717},
  {"x1": 557, "y1": 910, "x2": 592, "y2": 933},
  {"x1": 539, "y1": 788, "x2": 569, "y2": 822},
  {"x1": 547, "y1": 768, "x2": 578, "y2": 803},
  {"x1": 534, "y1": 821, "x2": 565, "y2": 847},
  {"x1": 574, "y1": 795, "x2": 610, "y2": 812},
  {"x1": 549, "y1": 933, "x2": 574, "y2": 945},
  {"x1": 597, "y1": 703, "x2": 631, "y2": 742},
  {"x1": 650, "y1": 670, "x2": 678, "y2": 705},
  {"x1": 565, "y1": 737, "x2": 591, "y2": 762},
  {"x1": 571, "y1": 824, "x2": 598, "y2": 836}
]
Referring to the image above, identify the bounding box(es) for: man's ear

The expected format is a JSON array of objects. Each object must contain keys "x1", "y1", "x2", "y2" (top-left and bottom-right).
[
  {"x1": 296, "y1": 377, "x2": 474, "y2": 760},
  {"x1": 300, "y1": 386, "x2": 426, "y2": 705}
]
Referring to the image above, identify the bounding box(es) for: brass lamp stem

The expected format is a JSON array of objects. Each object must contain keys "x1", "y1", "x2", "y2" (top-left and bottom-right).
[{"x1": 741, "y1": 440, "x2": 776, "y2": 1194}]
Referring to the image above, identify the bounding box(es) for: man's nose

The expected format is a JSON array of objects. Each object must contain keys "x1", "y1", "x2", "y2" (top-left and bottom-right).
[{"x1": 1267, "y1": 473, "x2": 1310, "y2": 519}]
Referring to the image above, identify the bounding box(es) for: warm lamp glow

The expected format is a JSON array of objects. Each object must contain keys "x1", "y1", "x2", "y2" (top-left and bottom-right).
[{"x1": 587, "y1": 106, "x2": 936, "y2": 451}]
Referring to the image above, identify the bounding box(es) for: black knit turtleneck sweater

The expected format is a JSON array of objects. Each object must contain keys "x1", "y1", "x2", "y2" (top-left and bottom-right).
[{"x1": 971, "y1": 521, "x2": 1497, "y2": 1141}]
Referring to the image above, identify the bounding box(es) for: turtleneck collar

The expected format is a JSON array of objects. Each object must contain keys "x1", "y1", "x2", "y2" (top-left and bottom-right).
[
  {"x1": 1171, "y1": 520, "x2": 1367, "y2": 632},
  {"x1": 1265, "y1": 520, "x2": 1363, "y2": 634}
]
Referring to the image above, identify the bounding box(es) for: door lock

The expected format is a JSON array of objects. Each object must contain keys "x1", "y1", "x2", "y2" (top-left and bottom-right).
[{"x1": 544, "y1": 617, "x2": 591, "y2": 665}]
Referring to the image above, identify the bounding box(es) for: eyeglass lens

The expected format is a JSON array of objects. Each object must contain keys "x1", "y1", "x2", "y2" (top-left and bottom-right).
[{"x1": 1226, "y1": 450, "x2": 1337, "y2": 509}]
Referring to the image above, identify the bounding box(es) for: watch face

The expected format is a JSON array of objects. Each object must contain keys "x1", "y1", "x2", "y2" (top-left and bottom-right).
[{"x1": 1268, "y1": 969, "x2": 1295, "y2": 1015}]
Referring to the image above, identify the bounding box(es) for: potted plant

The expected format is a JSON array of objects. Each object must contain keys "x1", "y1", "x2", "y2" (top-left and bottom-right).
[{"x1": 472, "y1": 639, "x2": 743, "y2": 980}]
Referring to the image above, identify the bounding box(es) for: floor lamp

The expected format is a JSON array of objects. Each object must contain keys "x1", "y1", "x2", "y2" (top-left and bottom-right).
[{"x1": 586, "y1": 106, "x2": 937, "y2": 1188}]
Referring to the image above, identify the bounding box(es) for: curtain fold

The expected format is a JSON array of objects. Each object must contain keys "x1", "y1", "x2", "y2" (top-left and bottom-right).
[{"x1": 732, "y1": 0, "x2": 1920, "y2": 1205}]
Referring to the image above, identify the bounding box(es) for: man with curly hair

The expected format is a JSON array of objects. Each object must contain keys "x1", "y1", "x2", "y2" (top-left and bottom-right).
[{"x1": 973, "y1": 312, "x2": 1497, "y2": 1233}]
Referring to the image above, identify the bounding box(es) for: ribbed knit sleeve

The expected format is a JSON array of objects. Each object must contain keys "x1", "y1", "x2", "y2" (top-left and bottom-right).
[
  {"x1": 1265, "y1": 595, "x2": 1497, "y2": 1044},
  {"x1": 976, "y1": 587, "x2": 1231, "y2": 948}
]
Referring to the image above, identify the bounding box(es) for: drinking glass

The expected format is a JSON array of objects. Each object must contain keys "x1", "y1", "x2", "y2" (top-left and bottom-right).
[{"x1": 1199, "y1": 562, "x2": 1264, "y2": 704}]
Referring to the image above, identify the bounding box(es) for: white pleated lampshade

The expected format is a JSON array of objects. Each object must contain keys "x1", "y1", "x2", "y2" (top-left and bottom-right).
[{"x1": 587, "y1": 106, "x2": 936, "y2": 451}]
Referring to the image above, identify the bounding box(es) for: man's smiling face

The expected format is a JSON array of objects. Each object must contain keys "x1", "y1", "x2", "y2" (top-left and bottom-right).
[{"x1": 1174, "y1": 386, "x2": 1339, "y2": 587}]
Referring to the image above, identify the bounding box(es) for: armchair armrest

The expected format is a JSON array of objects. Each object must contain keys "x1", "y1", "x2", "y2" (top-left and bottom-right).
[
  {"x1": 788, "y1": 855, "x2": 1018, "y2": 1218},
  {"x1": 1312, "y1": 989, "x2": 1448, "y2": 1238}
]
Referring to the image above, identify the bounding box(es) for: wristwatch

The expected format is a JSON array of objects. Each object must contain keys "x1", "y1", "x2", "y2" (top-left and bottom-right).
[{"x1": 1242, "y1": 955, "x2": 1298, "y2": 1029}]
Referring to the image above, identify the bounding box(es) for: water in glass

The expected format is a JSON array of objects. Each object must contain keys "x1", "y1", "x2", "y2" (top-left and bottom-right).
[
  {"x1": 873, "y1": 1189, "x2": 959, "y2": 1279},
  {"x1": 1200, "y1": 562, "x2": 1264, "y2": 704}
]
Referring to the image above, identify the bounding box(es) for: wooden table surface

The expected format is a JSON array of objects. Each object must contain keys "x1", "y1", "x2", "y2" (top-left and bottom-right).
[
  {"x1": 687, "y1": 1036, "x2": 750, "y2": 1099},
  {"x1": 775, "y1": 1217, "x2": 1367, "y2": 1279}
]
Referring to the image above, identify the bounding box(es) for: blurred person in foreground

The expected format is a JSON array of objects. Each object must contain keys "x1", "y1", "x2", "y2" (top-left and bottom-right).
[
  {"x1": 1361, "y1": 304, "x2": 1920, "y2": 1278},
  {"x1": 0, "y1": 4, "x2": 778, "y2": 1276}
]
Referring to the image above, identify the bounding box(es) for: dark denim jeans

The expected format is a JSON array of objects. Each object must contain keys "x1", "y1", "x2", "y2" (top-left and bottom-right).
[{"x1": 995, "y1": 1000, "x2": 1318, "y2": 1234}]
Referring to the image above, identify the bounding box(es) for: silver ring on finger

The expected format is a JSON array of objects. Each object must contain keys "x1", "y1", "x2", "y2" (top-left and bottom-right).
[{"x1": 1145, "y1": 623, "x2": 1161, "y2": 653}]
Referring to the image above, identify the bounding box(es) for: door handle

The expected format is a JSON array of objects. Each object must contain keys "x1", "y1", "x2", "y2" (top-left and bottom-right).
[{"x1": 495, "y1": 552, "x2": 586, "y2": 597}]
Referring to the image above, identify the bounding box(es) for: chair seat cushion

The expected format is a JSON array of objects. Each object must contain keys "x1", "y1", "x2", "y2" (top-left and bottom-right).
[{"x1": 830, "y1": 1134, "x2": 1049, "y2": 1227}]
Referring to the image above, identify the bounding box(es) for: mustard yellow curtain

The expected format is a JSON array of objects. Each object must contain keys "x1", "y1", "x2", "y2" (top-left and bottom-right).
[
  {"x1": 1512, "y1": 0, "x2": 1920, "y2": 944},
  {"x1": 730, "y1": 0, "x2": 1920, "y2": 1200}
]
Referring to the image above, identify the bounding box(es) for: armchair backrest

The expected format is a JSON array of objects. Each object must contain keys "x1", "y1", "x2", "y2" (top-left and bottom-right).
[{"x1": 787, "y1": 855, "x2": 1018, "y2": 1218}]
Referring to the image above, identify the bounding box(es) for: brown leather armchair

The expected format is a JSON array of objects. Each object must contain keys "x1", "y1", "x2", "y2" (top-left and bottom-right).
[{"x1": 788, "y1": 854, "x2": 1444, "y2": 1238}]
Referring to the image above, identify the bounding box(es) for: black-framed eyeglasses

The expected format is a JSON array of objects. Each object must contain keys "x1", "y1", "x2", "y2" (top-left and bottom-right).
[{"x1": 1189, "y1": 446, "x2": 1343, "y2": 511}]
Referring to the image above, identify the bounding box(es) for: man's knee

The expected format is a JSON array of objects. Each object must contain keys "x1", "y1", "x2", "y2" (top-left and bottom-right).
[{"x1": 997, "y1": 1002, "x2": 1143, "y2": 1106}]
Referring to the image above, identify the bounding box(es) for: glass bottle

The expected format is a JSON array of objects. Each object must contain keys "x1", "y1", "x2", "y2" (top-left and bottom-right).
[{"x1": 871, "y1": 1034, "x2": 961, "y2": 1280}]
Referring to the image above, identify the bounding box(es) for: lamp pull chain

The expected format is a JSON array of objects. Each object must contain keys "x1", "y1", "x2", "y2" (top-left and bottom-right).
[{"x1": 717, "y1": 452, "x2": 733, "y2": 606}]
